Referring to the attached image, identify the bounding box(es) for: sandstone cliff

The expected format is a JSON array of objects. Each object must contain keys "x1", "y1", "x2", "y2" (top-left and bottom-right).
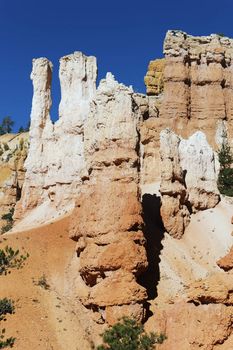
[
  {"x1": 0, "y1": 133, "x2": 28, "y2": 231},
  {"x1": 160, "y1": 129, "x2": 220, "y2": 238},
  {"x1": 69, "y1": 73, "x2": 149, "y2": 324},
  {"x1": 6, "y1": 30, "x2": 233, "y2": 349},
  {"x1": 14, "y1": 53, "x2": 97, "y2": 226},
  {"x1": 142, "y1": 30, "x2": 233, "y2": 186}
]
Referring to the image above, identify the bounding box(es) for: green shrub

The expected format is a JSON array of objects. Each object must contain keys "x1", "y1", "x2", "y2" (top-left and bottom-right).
[
  {"x1": 0, "y1": 329, "x2": 15, "y2": 348},
  {"x1": 35, "y1": 274, "x2": 50, "y2": 290},
  {"x1": 0, "y1": 246, "x2": 29, "y2": 275},
  {"x1": 1, "y1": 224, "x2": 13, "y2": 234},
  {"x1": 0, "y1": 299, "x2": 14, "y2": 321},
  {"x1": 217, "y1": 137, "x2": 233, "y2": 196},
  {"x1": 1, "y1": 208, "x2": 14, "y2": 234},
  {"x1": 97, "y1": 317, "x2": 166, "y2": 350},
  {"x1": 1, "y1": 208, "x2": 14, "y2": 222}
]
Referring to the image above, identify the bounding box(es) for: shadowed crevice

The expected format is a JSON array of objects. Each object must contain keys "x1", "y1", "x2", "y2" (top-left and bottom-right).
[{"x1": 138, "y1": 194, "x2": 165, "y2": 300}]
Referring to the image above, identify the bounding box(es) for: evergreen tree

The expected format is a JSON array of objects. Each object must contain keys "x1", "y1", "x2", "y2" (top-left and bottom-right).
[
  {"x1": 97, "y1": 317, "x2": 165, "y2": 350},
  {"x1": 217, "y1": 135, "x2": 233, "y2": 196},
  {"x1": 0, "y1": 116, "x2": 14, "y2": 134},
  {"x1": 18, "y1": 126, "x2": 25, "y2": 133}
]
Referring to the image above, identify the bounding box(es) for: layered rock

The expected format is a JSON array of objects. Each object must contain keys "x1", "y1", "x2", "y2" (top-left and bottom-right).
[
  {"x1": 69, "y1": 73, "x2": 148, "y2": 324},
  {"x1": 14, "y1": 52, "x2": 97, "y2": 225},
  {"x1": 160, "y1": 129, "x2": 220, "y2": 238},
  {"x1": 144, "y1": 58, "x2": 165, "y2": 96},
  {"x1": 162, "y1": 30, "x2": 233, "y2": 122},
  {"x1": 160, "y1": 129, "x2": 190, "y2": 239},
  {"x1": 0, "y1": 133, "x2": 28, "y2": 230},
  {"x1": 141, "y1": 31, "x2": 233, "y2": 186}
]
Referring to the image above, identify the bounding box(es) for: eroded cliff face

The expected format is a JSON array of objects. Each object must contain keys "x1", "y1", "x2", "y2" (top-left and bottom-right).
[
  {"x1": 69, "y1": 74, "x2": 148, "y2": 324},
  {"x1": 14, "y1": 53, "x2": 97, "y2": 226},
  {"x1": 141, "y1": 30, "x2": 233, "y2": 186},
  {"x1": 9, "y1": 30, "x2": 233, "y2": 349},
  {"x1": 160, "y1": 129, "x2": 220, "y2": 238},
  {"x1": 0, "y1": 133, "x2": 28, "y2": 231}
]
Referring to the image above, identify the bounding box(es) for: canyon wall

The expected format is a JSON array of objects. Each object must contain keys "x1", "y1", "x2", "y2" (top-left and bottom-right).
[
  {"x1": 142, "y1": 30, "x2": 233, "y2": 185},
  {"x1": 9, "y1": 30, "x2": 233, "y2": 348},
  {"x1": 14, "y1": 52, "x2": 97, "y2": 225},
  {"x1": 0, "y1": 133, "x2": 28, "y2": 231},
  {"x1": 69, "y1": 74, "x2": 148, "y2": 324}
]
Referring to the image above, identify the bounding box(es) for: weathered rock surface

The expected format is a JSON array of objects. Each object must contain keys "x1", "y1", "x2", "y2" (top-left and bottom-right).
[
  {"x1": 69, "y1": 73, "x2": 148, "y2": 324},
  {"x1": 141, "y1": 30, "x2": 233, "y2": 187},
  {"x1": 217, "y1": 246, "x2": 233, "y2": 271},
  {"x1": 144, "y1": 58, "x2": 165, "y2": 96},
  {"x1": 160, "y1": 129, "x2": 220, "y2": 238},
  {"x1": 160, "y1": 129, "x2": 190, "y2": 238},
  {"x1": 14, "y1": 52, "x2": 97, "y2": 225},
  {"x1": 9, "y1": 30, "x2": 233, "y2": 348},
  {"x1": 0, "y1": 133, "x2": 28, "y2": 231},
  {"x1": 146, "y1": 303, "x2": 233, "y2": 350}
]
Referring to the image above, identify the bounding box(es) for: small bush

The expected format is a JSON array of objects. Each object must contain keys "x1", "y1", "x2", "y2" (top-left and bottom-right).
[
  {"x1": 0, "y1": 246, "x2": 29, "y2": 275},
  {"x1": 0, "y1": 299, "x2": 14, "y2": 321},
  {"x1": 35, "y1": 274, "x2": 50, "y2": 290},
  {"x1": 1, "y1": 224, "x2": 13, "y2": 234},
  {"x1": 1, "y1": 208, "x2": 14, "y2": 234},
  {"x1": 0, "y1": 329, "x2": 15, "y2": 348},
  {"x1": 97, "y1": 317, "x2": 166, "y2": 350}
]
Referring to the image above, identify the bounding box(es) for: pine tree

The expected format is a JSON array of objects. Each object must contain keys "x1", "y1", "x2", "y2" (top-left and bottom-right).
[
  {"x1": 97, "y1": 317, "x2": 165, "y2": 350},
  {"x1": 217, "y1": 136, "x2": 233, "y2": 196}
]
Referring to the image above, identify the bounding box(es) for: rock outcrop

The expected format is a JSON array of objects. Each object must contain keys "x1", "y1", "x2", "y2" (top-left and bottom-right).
[
  {"x1": 160, "y1": 129, "x2": 190, "y2": 239},
  {"x1": 146, "y1": 303, "x2": 233, "y2": 350},
  {"x1": 0, "y1": 133, "x2": 28, "y2": 231},
  {"x1": 69, "y1": 73, "x2": 148, "y2": 324},
  {"x1": 141, "y1": 30, "x2": 233, "y2": 187},
  {"x1": 217, "y1": 247, "x2": 233, "y2": 271},
  {"x1": 14, "y1": 52, "x2": 97, "y2": 224},
  {"x1": 161, "y1": 30, "x2": 233, "y2": 122},
  {"x1": 9, "y1": 30, "x2": 233, "y2": 349},
  {"x1": 160, "y1": 129, "x2": 220, "y2": 238},
  {"x1": 144, "y1": 58, "x2": 165, "y2": 96}
]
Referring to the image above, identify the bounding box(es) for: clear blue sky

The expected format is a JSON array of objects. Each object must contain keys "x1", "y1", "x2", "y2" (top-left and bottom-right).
[{"x1": 0, "y1": 0, "x2": 233, "y2": 131}]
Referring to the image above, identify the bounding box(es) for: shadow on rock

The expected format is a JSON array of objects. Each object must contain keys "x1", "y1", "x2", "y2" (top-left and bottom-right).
[{"x1": 138, "y1": 194, "x2": 165, "y2": 300}]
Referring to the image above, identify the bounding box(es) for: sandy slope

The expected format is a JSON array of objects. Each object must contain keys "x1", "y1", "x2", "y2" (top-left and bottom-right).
[{"x1": 0, "y1": 215, "x2": 92, "y2": 350}]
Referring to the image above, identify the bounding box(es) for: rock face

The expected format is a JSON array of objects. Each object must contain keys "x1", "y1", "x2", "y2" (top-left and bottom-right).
[
  {"x1": 144, "y1": 58, "x2": 165, "y2": 96},
  {"x1": 146, "y1": 303, "x2": 233, "y2": 350},
  {"x1": 162, "y1": 30, "x2": 233, "y2": 122},
  {"x1": 14, "y1": 52, "x2": 97, "y2": 224},
  {"x1": 217, "y1": 247, "x2": 233, "y2": 271},
  {"x1": 0, "y1": 133, "x2": 28, "y2": 231},
  {"x1": 10, "y1": 30, "x2": 233, "y2": 348},
  {"x1": 69, "y1": 74, "x2": 148, "y2": 324},
  {"x1": 160, "y1": 129, "x2": 190, "y2": 239},
  {"x1": 141, "y1": 30, "x2": 233, "y2": 186},
  {"x1": 160, "y1": 129, "x2": 220, "y2": 238}
]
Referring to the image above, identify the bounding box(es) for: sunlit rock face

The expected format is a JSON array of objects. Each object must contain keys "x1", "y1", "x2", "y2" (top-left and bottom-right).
[
  {"x1": 160, "y1": 129, "x2": 220, "y2": 239},
  {"x1": 11, "y1": 30, "x2": 233, "y2": 347},
  {"x1": 69, "y1": 73, "x2": 149, "y2": 324},
  {"x1": 14, "y1": 52, "x2": 97, "y2": 223},
  {"x1": 0, "y1": 133, "x2": 28, "y2": 231},
  {"x1": 141, "y1": 30, "x2": 233, "y2": 186}
]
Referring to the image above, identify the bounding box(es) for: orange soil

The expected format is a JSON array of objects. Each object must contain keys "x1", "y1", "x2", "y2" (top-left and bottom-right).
[{"x1": 0, "y1": 215, "x2": 91, "y2": 350}]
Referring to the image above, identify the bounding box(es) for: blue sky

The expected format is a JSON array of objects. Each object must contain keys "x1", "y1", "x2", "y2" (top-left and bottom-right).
[{"x1": 0, "y1": 0, "x2": 233, "y2": 131}]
